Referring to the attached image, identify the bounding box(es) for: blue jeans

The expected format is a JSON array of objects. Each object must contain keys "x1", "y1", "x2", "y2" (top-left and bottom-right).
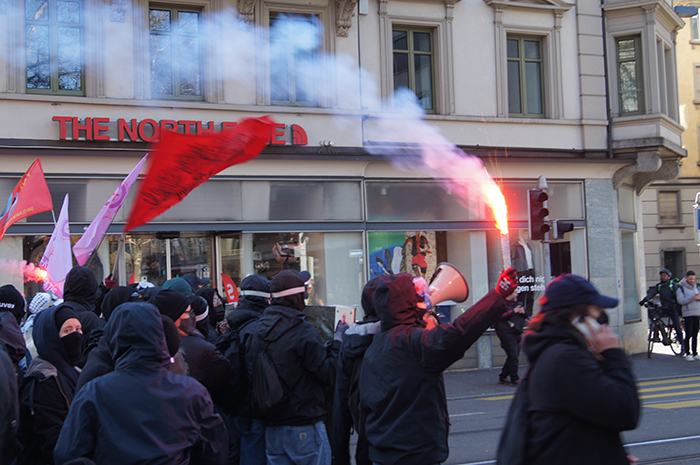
[
  {"x1": 266, "y1": 421, "x2": 331, "y2": 465},
  {"x1": 229, "y1": 416, "x2": 266, "y2": 465}
]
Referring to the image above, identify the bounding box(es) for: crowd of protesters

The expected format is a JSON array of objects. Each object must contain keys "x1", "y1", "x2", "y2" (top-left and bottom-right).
[{"x1": 0, "y1": 263, "x2": 640, "y2": 465}]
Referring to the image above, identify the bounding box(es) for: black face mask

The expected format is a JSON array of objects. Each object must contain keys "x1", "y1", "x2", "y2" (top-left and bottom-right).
[
  {"x1": 61, "y1": 331, "x2": 84, "y2": 366},
  {"x1": 178, "y1": 311, "x2": 196, "y2": 336}
]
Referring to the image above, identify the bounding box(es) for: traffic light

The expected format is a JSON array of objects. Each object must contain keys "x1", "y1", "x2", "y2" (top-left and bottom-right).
[
  {"x1": 552, "y1": 220, "x2": 575, "y2": 239},
  {"x1": 528, "y1": 189, "x2": 550, "y2": 240}
]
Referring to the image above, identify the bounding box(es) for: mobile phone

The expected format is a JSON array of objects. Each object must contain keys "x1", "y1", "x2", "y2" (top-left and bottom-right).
[{"x1": 572, "y1": 316, "x2": 601, "y2": 341}]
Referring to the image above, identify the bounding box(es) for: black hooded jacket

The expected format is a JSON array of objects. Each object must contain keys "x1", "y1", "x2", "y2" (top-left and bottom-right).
[
  {"x1": 522, "y1": 325, "x2": 640, "y2": 465},
  {"x1": 62, "y1": 267, "x2": 104, "y2": 354},
  {"x1": 359, "y1": 274, "x2": 507, "y2": 465},
  {"x1": 18, "y1": 306, "x2": 79, "y2": 465},
  {"x1": 54, "y1": 302, "x2": 228, "y2": 465},
  {"x1": 247, "y1": 270, "x2": 339, "y2": 427}
]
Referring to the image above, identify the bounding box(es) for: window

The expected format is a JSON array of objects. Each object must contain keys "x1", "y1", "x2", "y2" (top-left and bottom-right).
[
  {"x1": 658, "y1": 191, "x2": 680, "y2": 224},
  {"x1": 692, "y1": 15, "x2": 699, "y2": 42},
  {"x1": 269, "y1": 13, "x2": 320, "y2": 106},
  {"x1": 694, "y1": 65, "x2": 700, "y2": 103},
  {"x1": 617, "y1": 36, "x2": 644, "y2": 116},
  {"x1": 621, "y1": 230, "x2": 639, "y2": 322},
  {"x1": 392, "y1": 28, "x2": 435, "y2": 111},
  {"x1": 149, "y1": 6, "x2": 203, "y2": 99},
  {"x1": 507, "y1": 36, "x2": 543, "y2": 117},
  {"x1": 25, "y1": 0, "x2": 83, "y2": 94}
]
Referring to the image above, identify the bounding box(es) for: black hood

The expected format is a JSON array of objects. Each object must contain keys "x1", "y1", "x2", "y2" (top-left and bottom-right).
[
  {"x1": 227, "y1": 308, "x2": 261, "y2": 330},
  {"x1": 256, "y1": 305, "x2": 305, "y2": 343},
  {"x1": 270, "y1": 269, "x2": 306, "y2": 312},
  {"x1": 63, "y1": 266, "x2": 99, "y2": 309},
  {"x1": 372, "y1": 274, "x2": 421, "y2": 331},
  {"x1": 0, "y1": 312, "x2": 27, "y2": 365},
  {"x1": 101, "y1": 286, "x2": 139, "y2": 321},
  {"x1": 103, "y1": 302, "x2": 170, "y2": 371},
  {"x1": 237, "y1": 274, "x2": 270, "y2": 313},
  {"x1": 33, "y1": 304, "x2": 79, "y2": 386},
  {"x1": 522, "y1": 325, "x2": 583, "y2": 365}
]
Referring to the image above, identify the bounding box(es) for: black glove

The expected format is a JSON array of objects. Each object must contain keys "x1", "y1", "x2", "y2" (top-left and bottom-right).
[
  {"x1": 496, "y1": 267, "x2": 518, "y2": 298},
  {"x1": 639, "y1": 299, "x2": 646, "y2": 306},
  {"x1": 334, "y1": 320, "x2": 349, "y2": 342}
]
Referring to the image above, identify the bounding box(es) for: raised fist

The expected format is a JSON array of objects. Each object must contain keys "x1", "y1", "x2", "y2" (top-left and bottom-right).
[{"x1": 496, "y1": 267, "x2": 517, "y2": 298}]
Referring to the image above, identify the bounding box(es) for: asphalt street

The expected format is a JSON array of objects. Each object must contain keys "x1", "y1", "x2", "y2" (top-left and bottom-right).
[{"x1": 443, "y1": 345, "x2": 700, "y2": 465}]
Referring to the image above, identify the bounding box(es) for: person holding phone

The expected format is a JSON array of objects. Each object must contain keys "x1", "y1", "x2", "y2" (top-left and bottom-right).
[{"x1": 520, "y1": 274, "x2": 640, "y2": 465}]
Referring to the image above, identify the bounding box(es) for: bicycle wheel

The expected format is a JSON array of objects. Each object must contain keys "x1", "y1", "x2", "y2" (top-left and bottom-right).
[
  {"x1": 647, "y1": 322, "x2": 655, "y2": 358},
  {"x1": 668, "y1": 324, "x2": 683, "y2": 355},
  {"x1": 648, "y1": 320, "x2": 662, "y2": 358}
]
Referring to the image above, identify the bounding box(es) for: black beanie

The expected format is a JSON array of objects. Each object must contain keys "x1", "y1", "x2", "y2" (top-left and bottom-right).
[
  {"x1": 0, "y1": 284, "x2": 26, "y2": 325},
  {"x1": 160, "y1": 315, "x2": 181, "y2": 357},
  {"x1": 54, "y1": 305, "x2": 79, "y2": 331},
  {"x1": 151, "y1": 289, "x2": 189, "y2": 322}
]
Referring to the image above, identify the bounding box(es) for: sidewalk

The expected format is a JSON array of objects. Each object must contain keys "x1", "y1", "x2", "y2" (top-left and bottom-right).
[{"x1": 444, "y1": 347, "x2": 700, "y2": 398}]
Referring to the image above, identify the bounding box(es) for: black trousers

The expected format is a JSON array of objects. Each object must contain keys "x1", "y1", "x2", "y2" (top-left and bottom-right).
[
  {"x1": 664, "y1": 307, "x2": 684, "y2": 351},
  {"x1": 498, "y1": 329, "x2": 522, "y2": 381},
  {"x1": 685, "y1": 316, "x2": 699, "y2": 356}
]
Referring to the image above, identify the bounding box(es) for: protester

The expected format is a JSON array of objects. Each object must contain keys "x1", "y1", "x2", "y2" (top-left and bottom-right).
[
  {"x1": 640, "y1": 268, "x2": 684, "y2": 356},
  {"x1": 359, "y1": 268, "x2": 517, "y2": 465},
  {"x1": 676, "y1": 270, "x2": 700, "y2": 361},
  {"x1": 62, "y1": 266, "x2": 104, "y2": 358},
  {"x1": 0, "y1": 285, "x2": 28, "y2": 379},
  {"x1": 54, "y1": 302, "x2": 228, "y2": 464},
  {"x1": 17, "y1": 305, "x2": 83, "y2": 465},
  {"x1": 247, "y1": 269, "x2": 341, "y2": 465},
  {"x1": 332, "y1": 276, "x2": 384, "y2": 465},
  {"x1": 152, "y1": 290, "x2": 233, "y2": 403},
  {"x1": 495, "y1": 290, "x2": 529, "y2": 386},
  {"x1": 163, "y1": 277, "x2": 194, "y2": 296},
  {"x1": 196, "y1": 288, "x2": 225, "y2": 343},
  {"x1": 0, "y1": 327, "x2": 21, "y2": 465},
  {"x1": 217, "y1": 274, "x2": 271, "y2": 465},
  {"x1": 520, "y1": 274, "x2": 639, "y2": 464},
  {"x1": 182, "y1": 273, "x2": 211, "y2": 294}
]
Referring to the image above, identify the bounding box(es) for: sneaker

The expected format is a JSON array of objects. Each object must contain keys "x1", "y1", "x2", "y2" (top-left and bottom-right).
[
  {"x1": 498, "y1": 378, "x2": 509, "y2": 385},
  {"x1": 694, "y1": 355, "x2": 700, "y2": 361},
  {"x1": 685, "y1": 355, "x2": 695, "y2": 362},
  {"x1": 508, "y1": 379, "x2": 520, "y2": 387}
]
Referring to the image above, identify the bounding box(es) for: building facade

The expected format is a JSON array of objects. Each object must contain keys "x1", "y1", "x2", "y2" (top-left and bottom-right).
[{"x1": 0, "y1": 0, "x2": 687, "y2": 354}]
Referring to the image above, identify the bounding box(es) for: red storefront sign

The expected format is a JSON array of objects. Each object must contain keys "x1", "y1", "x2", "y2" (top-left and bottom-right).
[{"x1": 52, "y1": 116, "x2": 308, "y2": 146}]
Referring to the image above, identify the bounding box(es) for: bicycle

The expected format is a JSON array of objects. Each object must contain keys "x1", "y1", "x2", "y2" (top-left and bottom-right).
[{"x1": 646, "y1": 302, "x2": 683, "y2": 358}]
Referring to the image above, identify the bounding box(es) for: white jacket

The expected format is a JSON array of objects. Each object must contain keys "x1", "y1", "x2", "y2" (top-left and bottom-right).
[{"x1": 676, "y1": 278, "x2": 700, "y2": 318}]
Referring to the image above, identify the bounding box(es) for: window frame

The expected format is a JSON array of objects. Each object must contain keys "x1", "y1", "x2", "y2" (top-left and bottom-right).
[
  {"x1": 691, "y1": 15, "x2": 700, "y2": 43},
  {"x1": 657, "y1": 190, "x2": 681, "y2": 226},
  {"x1": 392, "y1": 26, "x2": 436, "y2": 114},
  {"x1": 24, "y1": 0, "x2": 85, "y2": 96},
  {"x1": 506, "y1": 35, "x2": 545, "y2": 118},
  {"x1": 148, "y1": 3, "x2": 205, "y2": 101},
  {"x1": 616, "y1": 35, "x2": 645, "y2": 117}
]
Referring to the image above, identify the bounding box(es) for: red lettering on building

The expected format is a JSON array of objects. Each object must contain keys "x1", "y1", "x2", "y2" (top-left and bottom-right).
[
  {"x1": 118, "y1": 118, "x2": 138, "y2": 141},
  {"x1": 179, "y1": 120, "x2": 197, "y2": 134},
  {"x1": 72, "y1": 117, "x2": 92, "y2": 140},
  {"x1": 53, "y1": 116, "x2": 72, "y2": 140},
  {"x1": 93, "y1": 117, "x2": 110, "y2": 141},
  {"x1": 292, "y1": 124, "x2": 308, "y2": 146},
  {"x1": 222, "y1": 122, "x2": 237, "y2": 132},
  {"x1": 138, "y1": 119, "x2": 160, "y2": 142},
  {"x1": 160, "y1": 120, "x2": 178, "y2": 133},
  {"x1": 271, "y1": 123, "x2": 285, "y2": 145},
  {"x1": 197, "y1": 121, "x2": 216, "y2": 135}
]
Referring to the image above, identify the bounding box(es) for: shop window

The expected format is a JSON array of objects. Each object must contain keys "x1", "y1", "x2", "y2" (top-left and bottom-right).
[
  {"x1": 25, "y1": 0, "x2": 84, "y2": 94},
  {"x1": 658, "y1": 191, "x2": 680, "y2": 225},
  {"x1": 621, "y1": 230, "x2": 639, "y2": 322},
  {"x1": 617, "y1": 186, "x2": 635, "y2": 224},
  {"x1": 269, "y1": 13, "x2": 320, "y2": 106},
  {"x1": 149, "y1": 6, "x2": 203, "y2": 100},
  {"x1": 507, "y1": 36, "x2": 544, "y2": 117},
  {"x1": 616, "y1": 36, "x2": 644, "y2": 116},
  {"x1": 393, "y1": 27, "x2": 435, "y2": 112}
]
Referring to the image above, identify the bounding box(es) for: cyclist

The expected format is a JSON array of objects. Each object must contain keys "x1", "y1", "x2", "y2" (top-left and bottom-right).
[{"x1": 640, "y1": 268, "x2": 684, "y2": 356}]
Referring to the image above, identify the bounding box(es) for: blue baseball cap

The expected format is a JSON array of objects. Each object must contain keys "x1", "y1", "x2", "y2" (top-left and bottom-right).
[{"x1": 539, "y1": 274, "x2": 618, "y2": 313}]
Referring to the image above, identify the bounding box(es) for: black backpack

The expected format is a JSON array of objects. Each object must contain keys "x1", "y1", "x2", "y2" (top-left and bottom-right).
[{"x1": 250, "y1": 335, "x2": 287, "y2": 420}]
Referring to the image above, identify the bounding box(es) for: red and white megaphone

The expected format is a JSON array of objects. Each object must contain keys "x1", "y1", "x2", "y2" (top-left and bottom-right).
[{"x1": 418, "y1": 262, "x2": 469, "y2": 311}]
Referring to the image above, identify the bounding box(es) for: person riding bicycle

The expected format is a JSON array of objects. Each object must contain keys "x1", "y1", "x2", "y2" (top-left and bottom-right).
[{"x1": 640, "y1": 268, "x2": 684, "y2": 356}]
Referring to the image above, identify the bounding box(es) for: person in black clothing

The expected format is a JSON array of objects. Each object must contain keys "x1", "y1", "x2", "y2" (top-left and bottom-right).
[
  {"x1": 195, "y1": 288, "x2": 225, "y2": 343},
  {"x1": 218, "y1": 274, "x2": 271, "y2": 465},
  {"x1": 247, "y1": 269, "x2": 341, "y2": 465},
  {"x1": 359, "y1": 268, "x2": 517, "y2": 465},
  {"x1": 0, "y1": 285, "x2": 28, "y2": 381},
  {"x1": 521, "y1": 274, "x2": 639, "y2": 465},
  {"x1": 332, "y1": 276, "x2": 385, "y2": 465},
  {"x1": 640, "y1": 268, "x2": 684, "y2": 356},
  {"x1": 62, "y1": 266, "x2": 104, "y2": 360},
  {"x1": 0, "y1": 327, "x2": 21, "y2": 465},
  {"x1": 496, "y1": 290, "x2": 529, "y2": 386}
]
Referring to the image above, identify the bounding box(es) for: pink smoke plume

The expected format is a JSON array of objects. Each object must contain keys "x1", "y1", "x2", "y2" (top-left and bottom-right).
[{"x1": 0, "y1": 259, "x2": 47, "y2": 283}]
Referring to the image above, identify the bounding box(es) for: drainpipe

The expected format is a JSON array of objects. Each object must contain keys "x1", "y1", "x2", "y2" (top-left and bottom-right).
[{"x1": 601, "y1": 0, "x2": 614, "y2": 158}]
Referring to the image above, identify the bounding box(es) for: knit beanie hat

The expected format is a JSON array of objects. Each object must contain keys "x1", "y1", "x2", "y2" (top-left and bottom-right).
[
  {"x1": 163, "y1": 278, "x2": 194, "y2": 296},
  {"x1": 160, "y1": 315, "x2": 181, "y2": 357},
  {"x1": 0, "y1": 284, "x2": 27, "y2": 325},
  {"x1": 151, "y1": 289, "x2": 190, "y2": 322},
  {"x1": 188, "y1": 295, "x2": 209, "y2": 322},
  {"x1": 54, "y1": 305, "x2": 79, "y2": 331}
]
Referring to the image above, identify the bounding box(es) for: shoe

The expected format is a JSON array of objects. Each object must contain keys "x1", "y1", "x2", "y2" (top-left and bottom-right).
[
  {"x1": 685, "y1": 355, "x2": 695, "y2": 362},
  {"x1": 652, "y1": 336, "x2": 662, "y2": 342},
  {"x1": 498, "y1": 378, "x2": 509, "y2": 385},
  {"x1": 694, "y1": 355, "x2": 700, "y2": 361},
  {"x1": 508, "y1": 379, "x2": 520, "y2": 387}
]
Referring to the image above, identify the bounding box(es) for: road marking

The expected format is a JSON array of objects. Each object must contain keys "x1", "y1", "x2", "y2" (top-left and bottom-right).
[
  {"x1": 641, "y1": 389, "x2": 700, "y2": 400},
  {"x1": 480, "y1": 394, "x2": 514, "y2": 401},
  {"x1": 646, "y1": 399, "x2": 700, "y2": 409},
  {"x1": 625, "y1": 434, "x2": 700, "y2": 447},
  {"x1": 638, "y1": 376, "x2": 700, "y2": 386},
  {"x1": 450, "y1": 412, "x2": 486, "y2": 418},
  {"x1": 640, "y1": 382, "x2": 700, "y2": 393}
]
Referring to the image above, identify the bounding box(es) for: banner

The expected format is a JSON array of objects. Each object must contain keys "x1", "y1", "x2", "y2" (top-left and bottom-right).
[
  {"x1": 125, "y1": 116, "x2": 276, "y2": 231},
  {"x1": 73, "y1": 154, "x2": 148, "y2": 265},
  {"x1": 221, "y1": 273, "x2": 239, "y2": 303},
  {"x1": 39, "y1": 194, "x2": 72, "y2": 298},
  {"x1": 0, "y1": 159, "x2": 53, "y2": 242}
]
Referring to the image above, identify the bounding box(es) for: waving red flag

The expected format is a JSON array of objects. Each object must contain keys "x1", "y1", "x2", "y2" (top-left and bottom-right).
[
  {"x1": 126, "y1": 116, "x2": 276, "y2": 231},
  {"x1": 0, "y1": 159, "x2": 53, "y2": 242}
]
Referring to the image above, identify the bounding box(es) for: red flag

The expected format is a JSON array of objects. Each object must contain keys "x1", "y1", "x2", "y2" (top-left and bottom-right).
[
  {"x1": 0, "y1": 159, "x2": 53, "y2": 242},
  {"x1": 221, "y1": 273, "x2": 239, "y2": 303},
  {"x1": 125, "y1": 116, "x2": 276, "y2": 231}
]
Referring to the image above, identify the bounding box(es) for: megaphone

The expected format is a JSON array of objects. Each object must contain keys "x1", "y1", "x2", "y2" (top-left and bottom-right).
[{"x1": 421, "y1": 262, "x2": 469, "y2": 310}]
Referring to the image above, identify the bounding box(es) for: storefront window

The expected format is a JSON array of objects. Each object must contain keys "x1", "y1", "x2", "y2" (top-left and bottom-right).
[
  {"x1": 109, "y1": 234, "x2": 168, "y2": 285},
  {"x1": 170, "y1": 236, "x2": 212, "y2": 282},
  {"x1": 220, "y1": 234, "x2": 244, "y2": 288}
]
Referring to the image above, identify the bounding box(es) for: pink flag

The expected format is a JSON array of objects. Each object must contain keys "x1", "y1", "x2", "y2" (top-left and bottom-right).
[
  {"x1": 40, "y1": 194, "x2": 72, "y2": 298},
  {"x1": 73, "y1": 155, "x2": 148, "y2": 265}
]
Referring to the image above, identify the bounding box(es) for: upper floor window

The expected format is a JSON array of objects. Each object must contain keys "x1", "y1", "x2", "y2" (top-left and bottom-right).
[
  {"x1": 692, "y1": 15, "x2": 699, "y2": 42},
  {"x1": 616, "y1": 36, "x2": 644, "y2": 116},
  {"x1": 269, "y1": 13, "x2": 320, "y2": 106},
  {"x1": 392, "y1": 28, "x2": 435, "y2": 112},
  {"x1": 658, "y1": 191, "x2": 680, "y2": 225},
  {"x1": 149, "y1": 6, "x2": 203, "y2": 100},
  {"x1": 25, "y1": 0, "x2": 84, "y2": 94},
  {"x1": 507, "y1": 36, "x2": 543, "y2": 117}
]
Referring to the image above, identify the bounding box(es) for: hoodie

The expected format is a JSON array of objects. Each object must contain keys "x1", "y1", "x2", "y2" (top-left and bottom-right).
[
  {"x1": 54, "y1": 302, "x2": 228, "y2": 465},
  {"x1": 676, "y1": 278, "x2": 700, "y2": 318},
  {"x1": 62, "y1": 266, "x2": 104, "y2": 356}
]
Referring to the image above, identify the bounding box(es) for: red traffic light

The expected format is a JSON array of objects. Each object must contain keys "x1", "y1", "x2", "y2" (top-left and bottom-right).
[{"x1": 528, "y1": 189, "x2": 550, "y2": 240}]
